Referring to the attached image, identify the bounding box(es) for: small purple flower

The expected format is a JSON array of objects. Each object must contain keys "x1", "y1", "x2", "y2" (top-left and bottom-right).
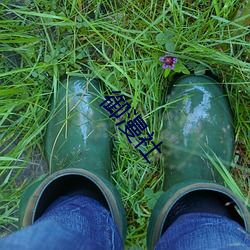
[{"x1": 159, "y1": 53, "x2": 177, "y2": 70}]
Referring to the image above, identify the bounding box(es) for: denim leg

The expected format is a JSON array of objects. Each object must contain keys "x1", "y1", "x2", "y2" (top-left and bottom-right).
[
  {"x1": 0, "y1": 196, "x2": 123, "y2": 250},
  {"x1": 155, "y1": 213, "x2": 250, "y2": 250}
]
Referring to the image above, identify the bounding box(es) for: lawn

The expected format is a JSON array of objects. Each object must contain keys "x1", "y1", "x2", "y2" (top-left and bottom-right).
[{"x1": 0, "y1": 0, "x2": 249, "y2": 249}]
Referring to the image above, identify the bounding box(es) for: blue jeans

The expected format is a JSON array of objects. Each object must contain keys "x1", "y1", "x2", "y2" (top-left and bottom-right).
[
  {"x1": 0, "y1": 196, "x2": 123, "y2": 250},
  {"x1": 156, "y1": 213, "x2": 250, "y2": 250},
  {"x1": 0, "y1": 196, "x2": 249, "y2": 249}
]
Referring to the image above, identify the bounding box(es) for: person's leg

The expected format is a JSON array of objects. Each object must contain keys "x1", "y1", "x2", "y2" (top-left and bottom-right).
[
  {"x1": 17, "y1": 77, "x2": 126, "y2": 249},
  {"x1": 147, "y1": 75, "x2": 250, "y2": 249},
  {"x1": 155, "y1": 213, "x2": 250, "y2": 250},
  {"x1": 0, "y1": 195, "x2": 123, "y2": 250}
]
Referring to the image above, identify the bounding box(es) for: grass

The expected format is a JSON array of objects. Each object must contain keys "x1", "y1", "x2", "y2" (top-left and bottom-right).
[{"x1": 0, "y1": 0, "x2": 249, "y2": 248}]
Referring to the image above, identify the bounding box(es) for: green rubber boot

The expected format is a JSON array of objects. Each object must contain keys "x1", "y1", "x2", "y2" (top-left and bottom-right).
[
  {"x1": 147, "y1": 75, "x2": 250, "y2": 249},
  {"x1": 19, "y1": 77, "x2": 127, "y2": 242}
]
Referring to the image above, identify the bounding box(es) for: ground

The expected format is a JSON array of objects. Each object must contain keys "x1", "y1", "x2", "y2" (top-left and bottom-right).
[{"x1": 0, "y1": 0, "x2": 249, "y2": 248}]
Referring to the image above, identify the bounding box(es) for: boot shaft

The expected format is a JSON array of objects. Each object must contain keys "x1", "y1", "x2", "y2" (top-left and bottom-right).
[{"x1": 45, "y1": 77, "x2": 113, "y2": 178}]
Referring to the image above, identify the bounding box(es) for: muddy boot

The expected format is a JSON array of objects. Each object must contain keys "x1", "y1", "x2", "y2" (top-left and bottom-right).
[
  {"x1": 19, "y1": 77, "x2": 127, "y2": 242},
  {"x1": 147, "y1": 75, "x2": 250, "y2": 249}
]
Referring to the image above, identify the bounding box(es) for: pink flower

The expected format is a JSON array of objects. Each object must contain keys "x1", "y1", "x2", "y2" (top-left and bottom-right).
[{"x1": 159, "y1": 53, "x2": 177, "y2": 70}]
